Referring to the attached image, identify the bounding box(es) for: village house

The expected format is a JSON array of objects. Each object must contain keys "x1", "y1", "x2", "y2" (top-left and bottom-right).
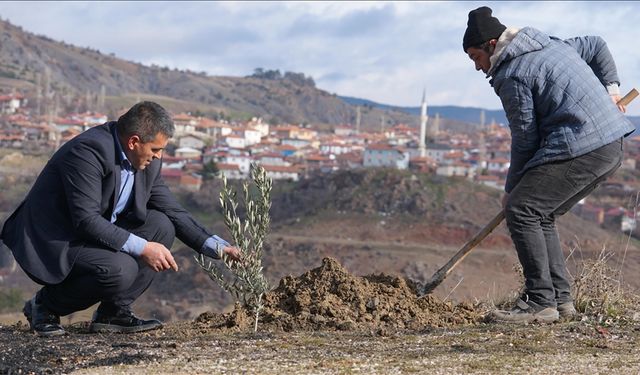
[
  {"x1": 203, "y1": 148, "x2": 252, "y2": 176},
  {"x1": 335, "y1": 151, "x2": 363, "y2": 170},
  {"x1": 281, "y1": 137, "x2": 313, "y2": 149},
  {"x1": 385, "y1": 124, "x2": 415, "y2": 147},
  {"x1": 571, "y1": 202, "x2": 605, "y2": 225},
  {"x1": 409, "y1": 155, "x2": 437, "y2": 173},
  {"x1": 179, "y1": 173, "x2": 202, "y2": 192},
  {"x1": 197, "y1": 119, "x2": 233, "y2": 139},
  {"x1": 69, "y1": 111, "x2": 108, "y2": 127},
  {"x1": 363, "y1": 144, "x2": 410, "y2": 170},
  {"x1": 440, "y1": 150, "x2": 466, "y2": 166},
  {"x1": 0, "y1": 93, "x2": 26, "y2": 114},
  {"x1": 254, "y1": 152, "x2": 290, "y2": 167},
  {"x1": 602, "y1": 206, "x2": 637, "y2": 233},
  {"x1": 224, "y1": 135, "x2": 247, "y2": 149},
  {"x1": 424, "y1": 143, "x2": 454, "y2": 163},
  {"x1": 53, "y1": 117, "x2": 86, "y2": 133},
  {"x1": 474, "y1": 174, "x2": 503, "y2": 190},
  {"x1": 173, "y1": 113, "x2": 199, "y2": 134},
  {"x1": 160, "y1": 169, "x2": 202, "y2": 191},
  {"x1": 0, "y1": 132, "x2": 24, "y2": 148},
  {"x1": 272, "y1": 125, "x2": 317, "y2": 141},
  {"x1": 162, "y1": 155, "x2": 198, "y2": 170},
  {"x1": 217, "y1": 162, "x2": 244, "y2": 180},
  {"x1": 320, "y1": 141, "x2": 354, "y2": 156},
  {"x1": 247, "y1": 117, "x2": 270, "y2": 137},
  {"x1": 178, "y1": 134, "x2": 207, "y2": 150},
  {"x1": 436, "y1": 161, "x2": 475, "y2": 178},
  {"x1": 487, "y1": 157, "x2": 510, "y2": 173},
  {"x1": 334, "y1": 125, "x2": 355, "y2": 137},
  {"x1": 274, "y1": 144, "x2": 298, "y2": 157},
  {"x1": 174, "y1": 146, "x2": 202, "y2": 159},
  {"x1": 466, "y1": 153, "x2": 488, "y2": 171},
  {"x1": 304, "y1": 153, "x2": 334, "y2": 172},
  {"x1": 262, "y1": 164, "x2": 301, "y2": 181},
  {"x1": 232, "y1": 126, "x2": 262, "y2": 146}
]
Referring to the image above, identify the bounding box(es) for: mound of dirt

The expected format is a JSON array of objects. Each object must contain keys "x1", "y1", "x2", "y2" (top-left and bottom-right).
[{"x1": 196, "y1": 257, "x2": 484, "y2": 332}]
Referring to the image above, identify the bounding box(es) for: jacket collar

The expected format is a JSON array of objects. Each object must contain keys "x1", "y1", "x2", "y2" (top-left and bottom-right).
[{"x1": 487, "y1": 27, "x2": 550, "y2": 77}]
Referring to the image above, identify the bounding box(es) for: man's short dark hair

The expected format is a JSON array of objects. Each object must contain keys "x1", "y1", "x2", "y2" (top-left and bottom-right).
[{"x1": 116, "y1": 101, "x2": 175, "y2": 142}]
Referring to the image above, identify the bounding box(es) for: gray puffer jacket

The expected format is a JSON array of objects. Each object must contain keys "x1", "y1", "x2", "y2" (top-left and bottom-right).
[{"x1": 488, "y1": 27, "x2": 635, "y2": 192}]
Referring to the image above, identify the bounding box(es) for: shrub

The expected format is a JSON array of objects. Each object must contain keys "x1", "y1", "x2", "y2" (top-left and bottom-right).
[{"x1": 195, "y1": 163, "x2": 271, "y2": 331}]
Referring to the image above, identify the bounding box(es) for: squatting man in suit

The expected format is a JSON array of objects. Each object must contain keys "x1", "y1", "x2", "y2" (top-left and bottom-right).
[
  {"x1": 463, "y1": 7, "x2": 634, "y2": 323},
  {"x1": 0, "y1": 101, "x2": 241, "y2": 336}
]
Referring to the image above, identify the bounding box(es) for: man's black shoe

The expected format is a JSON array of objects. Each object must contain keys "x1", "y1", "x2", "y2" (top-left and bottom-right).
[
  {"x1": 23, "y1": 297, "x2": 66, "y2": 337},
  {"x1": 89, "y1": 308, "x2": 163, "y2": 333}
]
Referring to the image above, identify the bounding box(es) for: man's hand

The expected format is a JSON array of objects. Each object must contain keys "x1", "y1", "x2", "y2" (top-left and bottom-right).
[
  {"x1": 140, "y1": 242, "x2": 179, "y2": 272},
  {"x1": 222, "y1": 246, "x2": 242, "y2": 262},
  {"x1": 611, "y1": 94, "x2": 627, "y2": 113}
]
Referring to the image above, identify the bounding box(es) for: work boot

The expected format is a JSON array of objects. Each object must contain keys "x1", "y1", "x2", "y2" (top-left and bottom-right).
[
  {"x1": 489, "y1": 298, "x2": 559, "y2": 324},
  {"x1": 89, "y1": 307, "x2": 163, "y2": 333},
  {"x1": 23, "y1": 296, "x2": 66, "y2": 337},
  {"x1": 558, "y1": 302, "x2": 578, "y2": 319}
]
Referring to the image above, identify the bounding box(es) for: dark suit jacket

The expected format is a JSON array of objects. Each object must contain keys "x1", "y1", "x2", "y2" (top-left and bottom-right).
[{"x1": 0, "y1": 122, "x2": 211, "y2": 284}]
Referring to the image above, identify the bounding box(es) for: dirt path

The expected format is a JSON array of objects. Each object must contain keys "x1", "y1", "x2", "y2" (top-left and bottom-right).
[
  {"x1": 271, "y1": 232, "x2": 511, "y2": 257},
  {"x1": 2, "y1": 321, "x2": 640, "y2": 375}
]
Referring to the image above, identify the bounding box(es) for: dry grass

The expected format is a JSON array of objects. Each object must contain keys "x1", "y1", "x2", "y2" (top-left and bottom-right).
[
  {"x1": 568, "y1": 245, "x2": 640, "y2": 323},
  {"x1": 485, "y1": 241, "x2": 640, "y2": 324}
]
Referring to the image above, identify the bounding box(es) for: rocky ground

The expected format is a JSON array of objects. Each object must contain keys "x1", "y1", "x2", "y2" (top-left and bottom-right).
[{"x1": 2, "y1": 258, "x2": 640, "y2": 375}]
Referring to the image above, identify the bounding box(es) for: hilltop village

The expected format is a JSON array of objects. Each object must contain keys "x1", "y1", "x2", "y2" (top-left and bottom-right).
[{"x1": 1, "y1": 93, "x2": 640, "y2": 235}]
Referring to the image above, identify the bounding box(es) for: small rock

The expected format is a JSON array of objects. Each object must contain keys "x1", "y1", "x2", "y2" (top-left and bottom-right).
[
  {"x1": 337, "y1": 320, "x2": 356, "y2": 331},
  {"x1": 366, "y1": 298, "x2": 379, "y2": 311}
]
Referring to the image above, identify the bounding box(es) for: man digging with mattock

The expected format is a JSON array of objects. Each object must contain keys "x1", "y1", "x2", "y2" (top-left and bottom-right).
[{"x1": 463, "y1": 6, "x2": 635, "y2": 323}]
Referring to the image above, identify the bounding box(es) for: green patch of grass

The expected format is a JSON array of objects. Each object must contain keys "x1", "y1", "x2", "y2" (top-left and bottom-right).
[{"x1": 0, "y1": 288, "x2": 24, "y2": 313}]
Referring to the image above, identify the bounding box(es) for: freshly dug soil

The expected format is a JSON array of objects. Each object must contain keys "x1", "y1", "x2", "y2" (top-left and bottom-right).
[{"x1": 196, "y1": 257, "x2": 483, "y2": 332}]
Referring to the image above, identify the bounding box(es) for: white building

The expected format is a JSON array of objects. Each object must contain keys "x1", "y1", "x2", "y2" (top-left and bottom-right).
[
  {"x1": 487, "y1": 158, "x2": 510, "y2": 173},
  {"x1": 424, "y1": 143, "x2": 454, "y2": 163},
  {"x1": 320, "y1": 142, "x2": 354, "y2": 156},
  {"x1": 262, "y1": 164, "x2": 300, "y2": 181},
  {"x1": 178, "y1": 134, "x2": 206, "y2": 150},
  {"x1": 363, "y1": 144, "x2": 410, "y2": 170},
  {"x1": 225, "y1": 135, "x2": 247, "y2": 149},
  {"x1": 217, "y1": 163, "x2": 245, "y2": 179},
  {"x1": 174, "y1": 147, "x2": 202, "y2": 159}
]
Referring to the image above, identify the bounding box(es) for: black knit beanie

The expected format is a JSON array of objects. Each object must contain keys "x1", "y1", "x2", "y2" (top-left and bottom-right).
[{"x1": 463, "y1": 6, "x2": 506, "y2": 52}]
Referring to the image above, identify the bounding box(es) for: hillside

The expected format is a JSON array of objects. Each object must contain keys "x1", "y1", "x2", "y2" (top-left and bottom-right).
[
  {"x1": 3, "y1": 167, "x2": 640, "y2": 322},
  {"x1": 0, "y1": 19, "x2": 424, "y2": 128}
]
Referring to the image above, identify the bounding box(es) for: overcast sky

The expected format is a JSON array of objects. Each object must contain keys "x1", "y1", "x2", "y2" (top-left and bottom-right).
[{"x1": 1, "y1": 1, "x2": 639, "y2": 115}]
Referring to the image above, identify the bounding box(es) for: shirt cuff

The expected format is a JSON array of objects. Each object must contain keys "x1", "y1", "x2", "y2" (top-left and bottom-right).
[
  {"x1": 606, "y1": 83, "x2": 620, "y2": 96},
  {"x1": 121, "y1": 233, "x2": 148, "y2": 257},
  {"x1": 201, "y1": 235, "x2": 231, "y2": 259}
]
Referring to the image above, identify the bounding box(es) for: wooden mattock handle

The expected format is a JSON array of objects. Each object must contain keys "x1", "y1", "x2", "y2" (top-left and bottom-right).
[{"x1": 618, "y1": 88, "x2": 639, "y2": 106}]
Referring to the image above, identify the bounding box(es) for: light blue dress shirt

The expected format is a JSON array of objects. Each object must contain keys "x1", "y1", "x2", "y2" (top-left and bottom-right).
[
  {"x1": 111, "y1": 128, "x2": 147, "y2": 257},
  {"x1": 111, "y1": 128, "x2": 231, "y2": 259}
]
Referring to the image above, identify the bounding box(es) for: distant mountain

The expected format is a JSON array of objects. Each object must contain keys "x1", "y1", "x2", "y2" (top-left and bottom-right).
[
  {"x1": 340, "y1": 95, "x2": 640, "y2": 132},
  {"x1": 339, "y1": 95, "x2": 508, "y2": 126}
]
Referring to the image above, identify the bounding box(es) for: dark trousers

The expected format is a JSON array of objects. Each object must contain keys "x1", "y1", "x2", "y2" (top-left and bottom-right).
[
  {"x1": 505, "y1": 138, "x2": 623, "y2": 308},
  {"x1": 38, "y1": 210, "x2": 175, "y2": 316}
]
